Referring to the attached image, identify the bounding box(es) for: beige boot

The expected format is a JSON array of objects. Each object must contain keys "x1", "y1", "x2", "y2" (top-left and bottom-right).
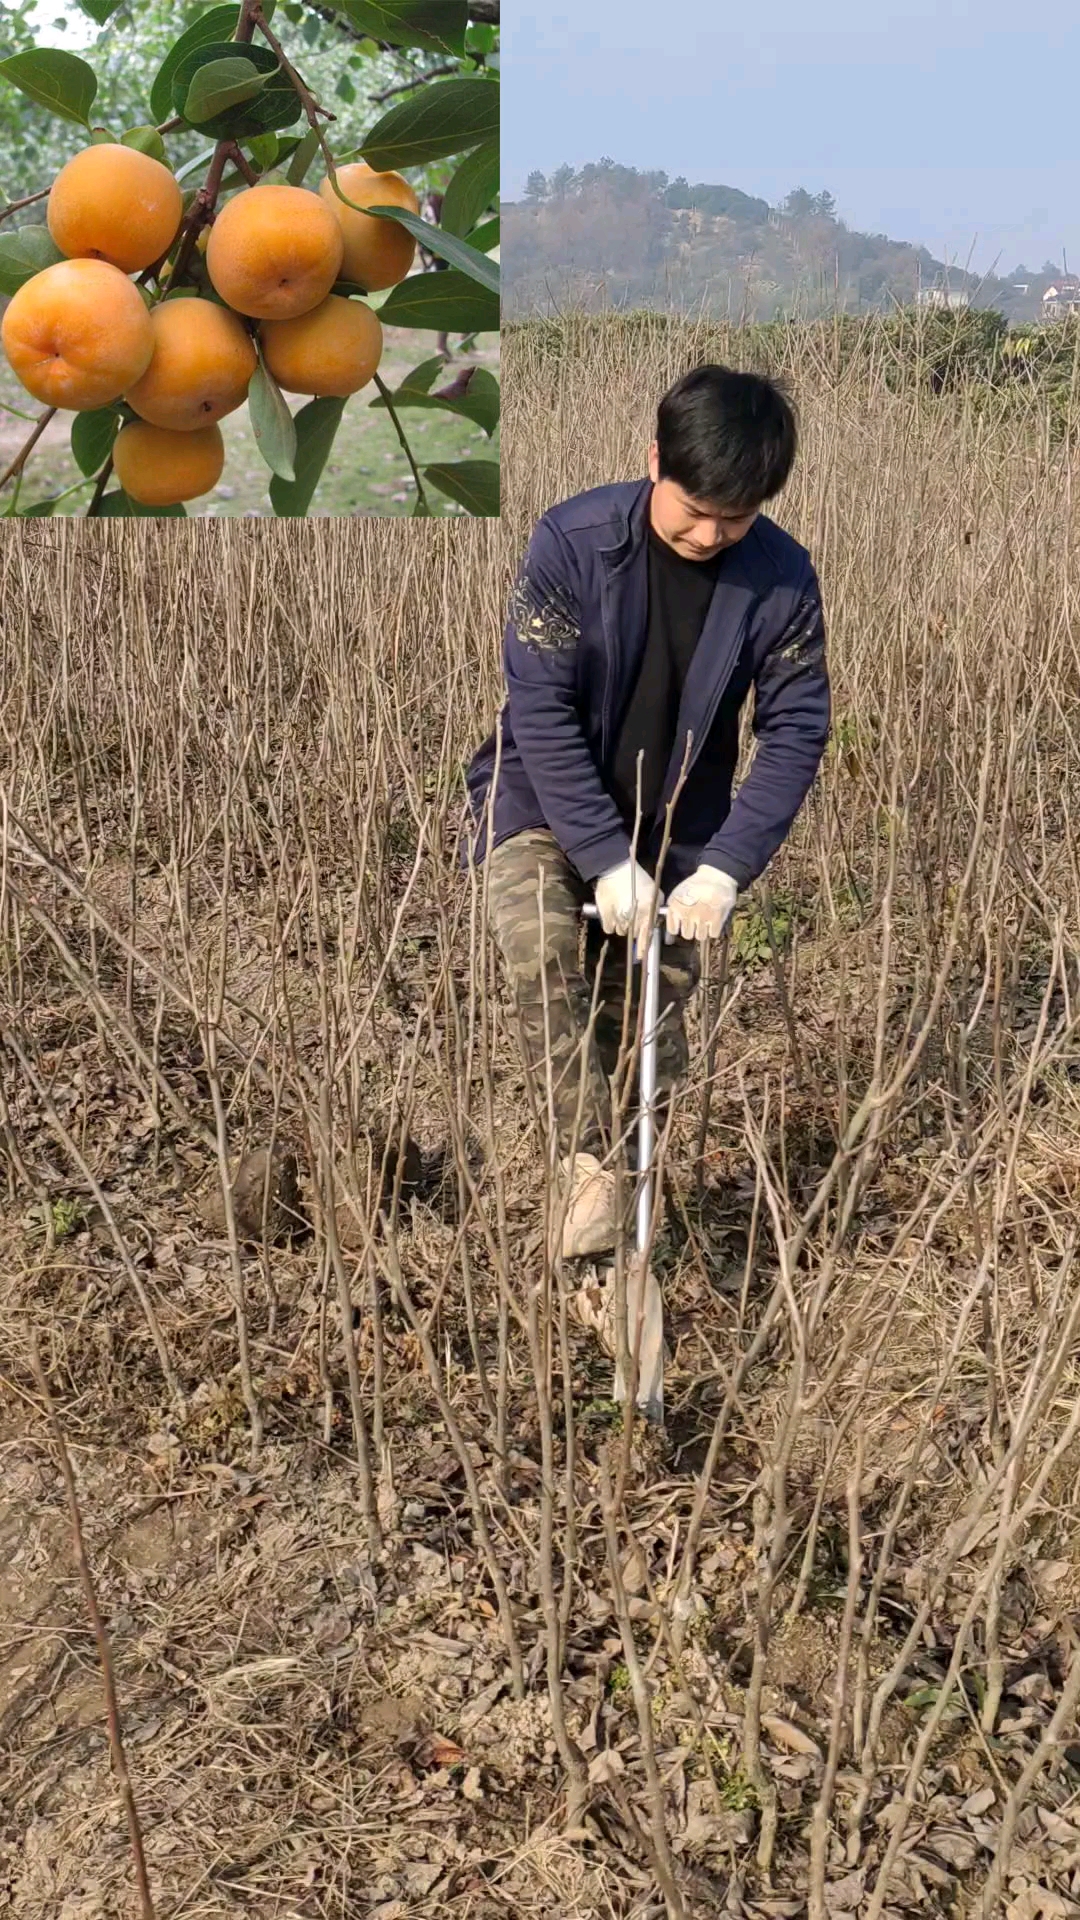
[{"x1": 559, "y1": 1150, "x2": 617, "y2": 1259}]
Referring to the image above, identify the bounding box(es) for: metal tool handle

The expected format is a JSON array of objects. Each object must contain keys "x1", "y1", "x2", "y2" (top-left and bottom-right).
[
  {"x1": 580, "y1": 902, "x2": 669, "y2": 923},
  {"x1": 580, "y1": 901, "x2": 663, "y2": 1257},
  {"x1": 582, "y1": 899, "x2": 665, "y2": 1422}
]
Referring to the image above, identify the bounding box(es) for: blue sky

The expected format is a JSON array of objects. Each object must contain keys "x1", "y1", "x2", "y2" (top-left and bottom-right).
[{"x1": 504, "y1": 0, "x2": 1080, "y2": 278}]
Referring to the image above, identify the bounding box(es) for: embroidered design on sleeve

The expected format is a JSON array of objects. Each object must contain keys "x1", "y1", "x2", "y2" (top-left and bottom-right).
[
  {"x1": 778, "y1": 594, "x2": 826, "y2": 665},
  {"x1": 760, "y1": 592, "x2": 827, "y2": 690},
  {"x1": 507, "y1": 567, "x2": 581, "y2": 653}
]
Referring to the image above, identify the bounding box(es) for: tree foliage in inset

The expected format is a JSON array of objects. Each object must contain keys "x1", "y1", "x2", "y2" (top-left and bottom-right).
[{"x1": 0, "y1": 0, "x2": 500, "y2": 518}]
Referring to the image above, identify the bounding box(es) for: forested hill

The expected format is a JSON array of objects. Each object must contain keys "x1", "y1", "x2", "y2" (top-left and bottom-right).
[{"x1": 503, "y1": 162, "x2": 1053, "y2": 323}]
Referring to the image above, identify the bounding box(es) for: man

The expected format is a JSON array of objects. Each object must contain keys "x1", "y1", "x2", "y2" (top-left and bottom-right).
[{"x1": 464, "y1": 363, "x2": 830, "y2": 1264}]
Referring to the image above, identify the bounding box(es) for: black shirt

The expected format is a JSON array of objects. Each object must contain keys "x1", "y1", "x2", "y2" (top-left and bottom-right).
[{"x1": 609, "y1": 524, "x2": 724, "y2": 832}]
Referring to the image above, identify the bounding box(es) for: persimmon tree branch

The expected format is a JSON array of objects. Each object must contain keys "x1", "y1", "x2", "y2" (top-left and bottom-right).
[
  {"x1": 252, "y1": 1, "x2": 338, "y2": 176},
  {"x1": 0, "y1": 407, "x2": 57, "y2": 494},
  {"x1": 304, "y1": 1, "x2": 498, "y2": 47},
  {"x1": 86, "y1": 456, "x2": 114, "y2": 518},
  {"x1": 370, "y1": 63, "x2": 457, "y2": 103},
  {"x1": 162, "y1": 138, "x2": 242, "y2": 293},
  {"x1": 0, "y1": 184, "x2": 49, "y2": 226},
  {"x1": 371, "y1": 370, "x2": 429, "y2": 508},
  {"x1": 229, "y1": 141, "x2": 261, "y2": 187}
]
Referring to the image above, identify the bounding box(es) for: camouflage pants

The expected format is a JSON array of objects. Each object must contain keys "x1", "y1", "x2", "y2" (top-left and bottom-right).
[{"x1": 486, "y1": 827, "x2": 699, "y2": 1156}]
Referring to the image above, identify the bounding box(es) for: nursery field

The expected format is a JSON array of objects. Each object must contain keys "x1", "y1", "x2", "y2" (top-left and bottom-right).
[{"x1": 3, "y1": 311, "x2": 1080, "y2": 1917}]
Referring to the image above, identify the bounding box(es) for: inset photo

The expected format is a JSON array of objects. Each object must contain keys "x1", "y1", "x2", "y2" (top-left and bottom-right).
[{"x1": 0, "y1": 0, "x2": 499, "y2": 517}]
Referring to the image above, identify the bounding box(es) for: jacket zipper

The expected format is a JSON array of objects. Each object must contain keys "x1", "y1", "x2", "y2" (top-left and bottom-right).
[{"x1": 599, "y1": 565, "x2": 615, "y2": 765}]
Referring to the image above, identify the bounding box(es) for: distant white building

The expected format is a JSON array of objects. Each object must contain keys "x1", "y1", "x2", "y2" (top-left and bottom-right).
[
  {"x1": 1042, "y1": 277, "x2": 1080, "y2": 318},
  {"x1": 915, "y1": 288, "x2": 971, "y2": 311}
]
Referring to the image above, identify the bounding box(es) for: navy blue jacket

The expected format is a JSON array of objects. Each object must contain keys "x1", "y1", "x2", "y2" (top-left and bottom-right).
[{"x1": 464, "y1": 477, "x2": 830, "y2": 892}]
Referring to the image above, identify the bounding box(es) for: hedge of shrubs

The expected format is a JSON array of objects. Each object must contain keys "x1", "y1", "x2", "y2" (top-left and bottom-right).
[{"x1": 505, "y1": 307, "x2": 1080, "y2": 441}]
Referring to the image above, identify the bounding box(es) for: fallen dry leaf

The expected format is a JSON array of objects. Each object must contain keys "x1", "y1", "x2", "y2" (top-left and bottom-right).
[
  {"x1": 762, "y1": 1713, "x2": 823, "y2": 1759},
  {"x1": 1004, "y1": 1888, "x2": 1079, "y2": 1920},
  {"x1": 961, "y1": 1785, "x2": 997, "y2": 1818},
  {"x1": 823, "y1": 1869, "x2": 865, "y2": 1914}
]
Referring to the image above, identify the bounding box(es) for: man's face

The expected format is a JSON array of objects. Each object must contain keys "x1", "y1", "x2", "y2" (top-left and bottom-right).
[{"x1": 647, "y1": 440, "x2": 760, "y2": 558}]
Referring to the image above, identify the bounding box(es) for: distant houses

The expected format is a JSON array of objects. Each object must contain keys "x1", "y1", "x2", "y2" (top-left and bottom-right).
[
  {"x1": 1042, "y1": 277, "x2": 1080, "y2": 319},
  {"x1": 912, "y1": 275, "x2": 1080, "y2": 323},
  {"x1": 915, "y1": 287, "x2": 971, "y2": 311}
]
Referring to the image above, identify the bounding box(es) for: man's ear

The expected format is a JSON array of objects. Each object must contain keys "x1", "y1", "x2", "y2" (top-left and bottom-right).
[{"x1": 647, "y1": 440, "x2": 659, "y2": 482}]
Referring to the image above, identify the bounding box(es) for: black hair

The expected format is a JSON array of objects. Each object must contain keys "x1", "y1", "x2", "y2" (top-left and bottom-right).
[{"x1": 654, "y1": 363, "x2": 797, "y2": 510}]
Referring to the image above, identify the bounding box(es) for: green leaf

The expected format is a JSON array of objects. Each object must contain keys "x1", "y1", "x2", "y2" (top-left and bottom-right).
[
  {"x1": 903, "y1": 1687, "x2": 940, "y2": 1711},
  {"x1": 77, "y1": 0, "x2": 125, "y2": 21},
  {"x1": 362, "y1": 76, "x2": 499, "y2": 170},
  {"x1": 175, "y1": 144, "x2": 218, "y2": 184},
  {"x1": 247, "y1": 132, "x2": 279, "y2": 171},
  {"x1": 377, "y1": 267, "x2": 499, "y2": 333},
  {"x1": 362, "y1": 202, "x2": 498, "y2": 294},
  {"x1": 440, "y1": 139, "x2": 498, "y2": 238},
  {"x1": 270, "y1": 396, "x2": 346, "y2": 515},
  {"x1": 424, "y1": 457, "x2": 499, "y2": 516},
  {"x1": 286, "y1": 126, "x2": 321, "y2": 185},
  {"x1": 371, "y1": 364, "x2": 499, "y2": 435},
  {"x1": 399, "y1": 355, "x2": 445, "y2": 393},
  {"x1": 249, "y1": 355, "x2": 297, "y2": 481},
  {"x1": 183, "y1": 56, "x2": 269, "y2": 124},
  {"x1": 468, "y1": 215, "x2": 498, "y2": 254},
  {"x1": 434, "y1": 364, "x2": 500, "y2": 432},
  {"x1": 336, "y1": 72, "x2": 356, "y2": 103},
  {"x1": 121, "y1": 125, "x2": 168, "y2": 162},
  {"x1": 0, "y1": 226, "x2": 66, "y2": 296},
  {"x1": 71, "y1": 407, "x2": 120, "y2": 478},
  {"x1": 149, "y1": 4, "x2": 242, "y2": 124},
  {"x1": 173, "y1": 43, "x2": 302, "y2": 138},
  {"x1": 20, "y1": 495, "x2": 61, "y2": 515},
  {"x1": 95, "y1": 492, "x2": 188, "y2": 517},
  {"x1": 465, "y1": 21, "x2": 495, "y2": 54},
  {"x1": 336, "y1": 0, "x2": 468, "y2": 56},
  {"x1": 0, "y1": 49, "x2": 98, "y2": 127},
  {"x1": 267, "y1": 130, "x2": 304, "y2": 166}
]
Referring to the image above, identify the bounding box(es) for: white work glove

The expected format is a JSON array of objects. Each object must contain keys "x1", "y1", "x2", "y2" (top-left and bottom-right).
[
  {"x1": 665, "y1": 864, "x2": 739, "y2": 942},
  {"x1": 593, "y1": 858, "x2": 660, "y2": 947}
]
